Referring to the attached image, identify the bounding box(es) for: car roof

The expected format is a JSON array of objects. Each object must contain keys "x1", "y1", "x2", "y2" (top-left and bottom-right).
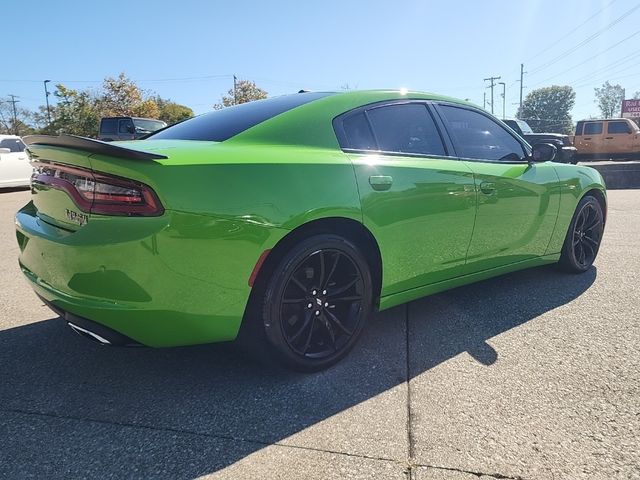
[
  {"x1": 101, "y1": 116, "x2": 164, "y2": 121},
  {"x1": 329, "y1": 89, "x2": 477, "y2": 107},
  {"x1": 224, "y1": 89, "x2": 479, "y2": 149},
  {"x1": 578, "y1": 118, "x2": 630, "y2": 122}
]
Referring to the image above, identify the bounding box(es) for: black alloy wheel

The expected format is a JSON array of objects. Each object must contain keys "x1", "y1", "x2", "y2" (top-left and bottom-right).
[
  {"x1": 559, "y1": 195, "x2": 604, "y2": 273},
  {"x1": 261, "y1": 235, "x2": 373, "y2": 371}
]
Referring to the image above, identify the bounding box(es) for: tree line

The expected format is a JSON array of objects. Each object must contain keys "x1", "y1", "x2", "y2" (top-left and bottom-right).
[
  {"x1": 517, "y1": 81, "x2": 639, "y2": 135},
  {"x1": 0, "y1": 74, "x2": 268, "y2": 137},
  {"x1": 1, "y1": 74, "x2": 636, "y2": 137}
]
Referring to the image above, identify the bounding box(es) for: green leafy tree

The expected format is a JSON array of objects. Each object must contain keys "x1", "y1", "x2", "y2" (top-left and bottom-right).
[
  {"x1": 213, "y1": 79, "x2": 267, "y2": 109},
  {"x1": 42, "y1": 85, "x2": 101, "y2": 137},
  {"x1": 99, "y1": 73, "x2": 160, "y2": 118},
  {"x1": 154, "y1": 96, "x2": 194, "y2": 125},
  {"x1": 516, "y1": 85, "x2": 575, "y2": 134},
  {"x1": 633, "y1": 91, "x2": 640, "y2": 99},
  {"x1": 594, "y1": 81, "x2": 625, "y2": 118},
  {"x1": 19, "y1": 73, "x2": 195, "y2": 136}
]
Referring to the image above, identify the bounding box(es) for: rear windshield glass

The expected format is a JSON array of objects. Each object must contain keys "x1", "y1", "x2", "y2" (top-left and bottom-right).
[
  {"x1": 134, "y1": 119, "x2": 166, "y2": 133},
  {"x1": 148, "y1": 92, "x2": 334, "y2": 142}
]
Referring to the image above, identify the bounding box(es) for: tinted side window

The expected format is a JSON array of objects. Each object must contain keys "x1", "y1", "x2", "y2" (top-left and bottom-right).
[
  {"x1": 342, "y1": 112, "x2": 376, "y2": 150},
  {"x1": 584, "y1": 122, "x2": 603, "y2": 135},
  {"x1": 0, "y1": 138, "x2": 25, "y2": 152},
  {"x1": 101, "y1": 118, "x2": 117, "y2": 135},
  {"x1": 119, "y1": 119, "x2": 134, "y2": 133},
  {"x1": 366, "y1": 104, "x2": 445, "y2": 156},
  {"x1": 439, "y1": 105, "x2": 526, "y2": 161},
  {"x1": 608, "y1": 121, "x2": 630, "y2": 134},
  {"x1": 575, "y1": 121, "x2": 584, "y2": 136}
]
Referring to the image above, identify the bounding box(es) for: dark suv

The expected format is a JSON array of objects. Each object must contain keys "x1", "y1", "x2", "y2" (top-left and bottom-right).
[
  {"x1": 98, "y1": 117, "x2": 167, "y2": 141},
  {"x1": 503, "y1": 118, "x2": 577, "y2": 164}
]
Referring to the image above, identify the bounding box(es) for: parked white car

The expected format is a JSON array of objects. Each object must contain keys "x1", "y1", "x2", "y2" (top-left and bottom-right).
[{"x1": 0, "y1": 135, "x2": 32, "y2": 188}]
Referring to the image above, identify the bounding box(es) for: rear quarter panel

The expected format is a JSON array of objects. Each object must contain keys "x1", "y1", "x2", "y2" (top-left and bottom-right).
[
  {"x1": 545, "y1": 163, "x2": 606, "y2": 254},
  {"x1": 90, "y1": 143, "x2": 363, "y2": 228}
]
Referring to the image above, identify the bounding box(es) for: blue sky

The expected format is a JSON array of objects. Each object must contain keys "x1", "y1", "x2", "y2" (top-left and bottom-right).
[{"x1": 3, "y1": 0, "x2": 639, "y2": 121}]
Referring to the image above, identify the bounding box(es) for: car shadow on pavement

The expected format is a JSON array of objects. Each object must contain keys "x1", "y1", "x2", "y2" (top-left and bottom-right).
[{"x1": 0, "y1": 265, "x2": 596, "y2": 478}]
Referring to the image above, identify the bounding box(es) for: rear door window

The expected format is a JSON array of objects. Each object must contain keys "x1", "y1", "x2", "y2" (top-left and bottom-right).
[
  {"x1": 118, "y1": 119, "x2": 134, "y2": 133},
  {"x1": 366, "y1": 103, "x2": 446, "y2": 156},
  {"x1": 341, "y1": 112, "x2": 376, "y2": 150},
  {"x1": 584, "y1": 122, "x2": 603, "y2": 135}
]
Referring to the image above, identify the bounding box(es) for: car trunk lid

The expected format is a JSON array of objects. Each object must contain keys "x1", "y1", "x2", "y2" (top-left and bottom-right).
[{"x1": 24, "y1": 135, "x2": 166, "y2": 231}]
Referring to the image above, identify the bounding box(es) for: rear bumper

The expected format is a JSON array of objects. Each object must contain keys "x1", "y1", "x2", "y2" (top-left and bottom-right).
[{"x1": 16, "y1": 201, "x2": 287, "y2": 347}]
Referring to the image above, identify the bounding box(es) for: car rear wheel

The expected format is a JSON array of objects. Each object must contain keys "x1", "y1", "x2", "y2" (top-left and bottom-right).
[
  {"x1": 246, "y1": 234, "x2": 373, "y2": 372},
  {"x1": 559, "y1": 195, "x2": 604, "y2": 273}
]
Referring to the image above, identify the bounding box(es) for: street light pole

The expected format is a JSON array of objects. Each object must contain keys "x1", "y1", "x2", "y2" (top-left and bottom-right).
[
  {"x1": 499, "y1": 82, "x2": 506, "y2": 119},
  {"x1": 44, "y1": 80, "x2": 52, "y2": 126},
  {"x1": 233, "y1": 75, "x2": 237, "y2": 105}
]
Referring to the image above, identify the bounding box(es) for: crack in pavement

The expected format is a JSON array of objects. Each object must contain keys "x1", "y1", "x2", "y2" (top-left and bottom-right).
[
  {"x1": 405, "y1": 302, "x2": 415, "y2": 464},
  {"x1": 2, "y1": 406, "x2": 402, "y2": 466},
  {"x1": 402, "y1": 303, "x2": 524, "y2": 480},
  {"x1": 5, "y1": 406, "x2": 525, "y2": 478},
  {"x1": 411, "y1": 463, "x2": 526, "y2": 479}
]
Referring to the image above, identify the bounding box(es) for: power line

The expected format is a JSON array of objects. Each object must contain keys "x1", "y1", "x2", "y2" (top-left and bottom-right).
[
  {"x1": 529, "y1": 31, "x2": 640, "y2": 88},
  {"x1": 0, "y1": 74, "x2": 234, "y2": 84},
  {"x1": 573, "y1": 69, "x2": 640, "y2": 89},
  {"x1": 528, "y1": 4, "x2": 640, "y2": 76},
  {"x1": 527, "y1": 0, "x2": 618, "y2": 62},
  {"x1": 569, "y1": 54, "x2": 640, "y2": 88}
]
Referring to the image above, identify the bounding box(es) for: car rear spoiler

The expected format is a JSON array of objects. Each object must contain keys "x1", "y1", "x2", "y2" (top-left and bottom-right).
[{"x1": 23, "y1": 134, "x2": 168, "y2": 161}]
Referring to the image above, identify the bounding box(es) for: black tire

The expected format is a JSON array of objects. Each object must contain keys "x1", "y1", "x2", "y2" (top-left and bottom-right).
[
  {"x1": 558, "y1": 195, "x2": 604, "y2": 273},
  {"x1": 241, "y1": 234, "x2": 373, "y2": 372}
]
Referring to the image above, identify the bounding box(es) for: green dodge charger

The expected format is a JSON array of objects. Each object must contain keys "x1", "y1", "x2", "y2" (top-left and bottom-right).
[{"x1": 16, "y1": 90, "x2": 606, "y2": 371}]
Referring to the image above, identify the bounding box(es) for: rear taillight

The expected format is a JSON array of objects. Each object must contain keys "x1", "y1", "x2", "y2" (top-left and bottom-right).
[{"x1": 31, "y1": 161, "x2": 164, "y2": 216}]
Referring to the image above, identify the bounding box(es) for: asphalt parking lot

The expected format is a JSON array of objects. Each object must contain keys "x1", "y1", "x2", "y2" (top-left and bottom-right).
[{"x1": 1, "y1": 188, "x2": 638, "y2": 480}]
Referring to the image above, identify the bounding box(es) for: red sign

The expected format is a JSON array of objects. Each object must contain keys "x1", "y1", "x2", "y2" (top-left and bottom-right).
[{"x1": 622, "y1": 99, "x2": 640, "y2": 118}]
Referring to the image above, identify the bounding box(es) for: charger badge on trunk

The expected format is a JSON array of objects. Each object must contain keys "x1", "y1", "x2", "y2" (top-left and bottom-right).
[{"x1": 65, "y1": 209, "x2": 89, "y2": 226}]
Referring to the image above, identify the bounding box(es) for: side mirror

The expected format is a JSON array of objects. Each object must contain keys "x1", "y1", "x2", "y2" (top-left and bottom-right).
[
  {"x1": 127, "y1": 125, "x2": 136, "y2": 134},
  {"x1": 0, "y1": 148, "x2": 11, "y2": 154},
  {"x1": 530, "y1": 143, "x2": 556, "y2": 163}
]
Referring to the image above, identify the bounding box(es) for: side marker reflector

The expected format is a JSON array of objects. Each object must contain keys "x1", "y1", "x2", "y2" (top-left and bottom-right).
[{"x1": 248, "y1": 249, "x2": 271, "y2": 287}]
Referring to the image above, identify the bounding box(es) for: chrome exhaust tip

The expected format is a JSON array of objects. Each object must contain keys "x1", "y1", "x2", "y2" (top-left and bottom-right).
[{"x1": 68, "y1": 322, "x2": 112, "y2": 345}]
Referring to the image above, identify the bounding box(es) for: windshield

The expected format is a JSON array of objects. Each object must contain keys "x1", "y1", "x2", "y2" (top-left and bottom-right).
[
  {"x1": 516, "y1": 119, "x2": 534, "y2": 134},
  {"x1": 133, "y1": 119, "x2": 166, "y2": 133}
]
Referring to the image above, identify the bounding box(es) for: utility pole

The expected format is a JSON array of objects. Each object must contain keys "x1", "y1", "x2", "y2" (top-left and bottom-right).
[
  {"x1": 44, "y1": 80, "x2": 52, "y2": 126},
  {"x1": 499, "y1": 82, "x2": 506, "y2": 119},
  {"x1": 518, "y1": 63, "x2": 525, "y2": 111},
  {"x1": 8, "y1": 95, "x2": 19, "y2": 135},
  {"x1": 233, "y1": 75, "x2": 238, "y2": 105},
  {"x1": 483, "y1": 76, "x2": 501, "y2": 115}
]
